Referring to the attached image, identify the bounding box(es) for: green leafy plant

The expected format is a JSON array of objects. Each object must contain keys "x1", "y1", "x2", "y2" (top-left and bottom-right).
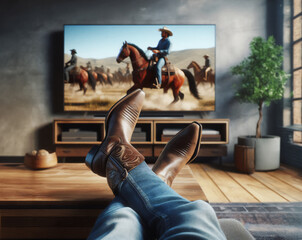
[{"x1": 231, "y1": 36, "x2": 289, "y2": 138}]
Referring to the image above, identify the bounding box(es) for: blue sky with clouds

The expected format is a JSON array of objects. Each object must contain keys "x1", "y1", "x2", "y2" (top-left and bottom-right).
[{"x1": 64, "y1": 24, "x2": 215, "y2": 59}]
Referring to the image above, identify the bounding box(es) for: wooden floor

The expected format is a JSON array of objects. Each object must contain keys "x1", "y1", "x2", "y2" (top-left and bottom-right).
[{"x1": 190, "y1": 163, "x2": 302, "y2": 203}]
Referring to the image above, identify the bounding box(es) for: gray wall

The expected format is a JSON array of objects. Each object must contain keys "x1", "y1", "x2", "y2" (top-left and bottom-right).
[{"x1": 0, "y1": 0, "x2": 271, "y2": 161}]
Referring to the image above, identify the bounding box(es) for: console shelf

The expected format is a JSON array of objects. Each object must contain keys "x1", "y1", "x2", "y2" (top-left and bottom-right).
[{"x1": 53, "y1": 118, "x2": 229, "y2": 158}]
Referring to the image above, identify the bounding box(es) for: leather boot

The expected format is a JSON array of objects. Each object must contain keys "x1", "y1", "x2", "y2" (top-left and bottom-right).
[
  {"x1": 152, "y1": 122, "x2": 202, "y2": 186},
  {"x1": 106, "y1": 142, "x2": 144, "y2": 193},
  {"x1": 85, "y1": 89, "x2": 145, "y2": 177}
]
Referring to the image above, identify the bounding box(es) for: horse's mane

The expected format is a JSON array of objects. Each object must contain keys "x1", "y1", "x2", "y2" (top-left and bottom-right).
[
  {"x1": 128, "y1": 43, "x2": 149, "y2": 61},
  {"x1": 191, "y1": 61, "x2": 202, "y2": 71}
]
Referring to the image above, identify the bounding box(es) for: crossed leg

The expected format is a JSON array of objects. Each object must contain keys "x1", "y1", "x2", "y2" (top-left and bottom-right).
[
  {"x1": 88, "y1": 196, "x2": 152, "y2": 240},
  {"x1": 86, "y1": 89, "x2": 226, "y2": 240}
]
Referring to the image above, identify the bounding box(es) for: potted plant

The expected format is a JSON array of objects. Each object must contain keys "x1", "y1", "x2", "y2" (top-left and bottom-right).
[{"x1": 231, "y1": 36, "x2": 289, "y2": 170}]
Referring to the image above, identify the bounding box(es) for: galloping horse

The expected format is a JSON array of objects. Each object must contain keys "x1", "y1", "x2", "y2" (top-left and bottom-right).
[
  {"x1": 116, "y1": 42, "x2": 200, "y2": 103},
  {"x1": 80, "y1": 66, "x2": 97, "y2": 91},
  {"x1": 112, "y1": 69, "x2": 132, "y2": 85},
  {"x1": 68, "y1": 67, "x2": 90, "y2": 94},
  {"x1": 94, "y1": 67, "x2": 112, "y2": 85},
  {"x1": 187, "y1": 61, "x2": 215, "y2": 87}
]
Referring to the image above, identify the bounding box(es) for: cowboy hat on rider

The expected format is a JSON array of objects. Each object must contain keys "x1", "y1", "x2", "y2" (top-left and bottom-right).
[{"x1": 158, "y1": 26, "x2": 173, "y2": 37}]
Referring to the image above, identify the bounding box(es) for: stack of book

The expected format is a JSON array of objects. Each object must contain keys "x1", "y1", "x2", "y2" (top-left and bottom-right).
[
  {"x1": 161, "y1": 129, "x2": 181, "y2": 141},
  {"x1": 131, "y1": 127, "x2": 147, "y2": 142},
  {"x1": 202, "y1": 129, "x2": 221, "y2": 141},
  {"x1": 61, "y1": 129, "x2": 98, "y2": 142},
  {"x1": 161, "y1": 128, "x2": 221, "y2": 142}
]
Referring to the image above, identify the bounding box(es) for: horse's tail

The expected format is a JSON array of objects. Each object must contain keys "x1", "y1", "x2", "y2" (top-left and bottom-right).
[
  {"x1": 87, "y1": 72, "x2": 96, "y2": 90},
  {"x1": 97, "y1": 73, "x2": 105, "y2": 85},
  {"x1": 107, "y1": 74, "x2": 113, "y2": 85},
  {"x1": 182, "y1": 69, "x2": 200, "y2": 99}
]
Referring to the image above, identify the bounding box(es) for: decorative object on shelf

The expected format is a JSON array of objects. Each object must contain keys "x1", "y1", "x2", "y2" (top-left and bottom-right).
[
  {"x1": 231, "y1": 36, "x2": 289, "y2": 170},
  {"x1": 24, "y1": 149, "x2": 57, "y2": 170}
]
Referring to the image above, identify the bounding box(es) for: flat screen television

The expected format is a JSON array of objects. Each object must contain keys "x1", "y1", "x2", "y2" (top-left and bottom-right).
[{"x1": 64, "y1": 24, "x2": 216, "y2": 114}]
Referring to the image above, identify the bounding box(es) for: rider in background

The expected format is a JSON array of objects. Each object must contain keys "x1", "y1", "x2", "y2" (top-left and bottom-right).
[
  {"x1": 86, "y1": 61, "x2": 92, "y2": 71},
  {"x1": 203, "y1": 54, "x2": 211, "y2": 81},
  {"x1": 86, "y1": 61, "x2": 96, "y2": 91},
  {"x1": 64, "y1": 49, "x2": 77, "y2": 83},
  {"x1": 147, "y1": 26, "x2": 172, "y2": 89}
]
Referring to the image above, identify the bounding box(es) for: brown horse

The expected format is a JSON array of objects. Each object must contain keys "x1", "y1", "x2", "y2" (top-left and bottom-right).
[
  {"x1": 69, "y1": 67, "x2": 90, "y2": 94},
  {"x1": 187, "y1": 61, "x2": 215, "y2": 87},
  {"x1": 112, "y1": 69, "x2": 132, "y2": 85},
  {"x1": 80, "y1": 66, "x2": 97, "y2": 91},
  {"x1": 94, "y1": 67, "x2": 112, "y2": 85},
  {"x1": 116, "y1": 42, "x2": 200, "y2": 103}
]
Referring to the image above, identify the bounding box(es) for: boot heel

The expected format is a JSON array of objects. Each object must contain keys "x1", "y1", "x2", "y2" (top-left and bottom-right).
[{"x1": 85, "y1": 145, "x2": 100, "y2": 170}]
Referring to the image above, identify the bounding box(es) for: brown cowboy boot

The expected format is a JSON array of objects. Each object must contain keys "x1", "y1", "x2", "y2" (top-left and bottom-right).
[
  {"x1": 106, "y1": 142, "x2": 144, "y2": 193},
  {"x1": 152, "y1": 122, "x2": 202, "y2": 186},
  {"x1": 85, "y1": 89, "x2": 145, "y2": 178}
]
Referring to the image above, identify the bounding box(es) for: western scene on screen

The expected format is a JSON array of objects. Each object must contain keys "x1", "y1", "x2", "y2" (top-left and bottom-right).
[{"x1": 64, "y1": 25, "x2": 216, "y2": 112}]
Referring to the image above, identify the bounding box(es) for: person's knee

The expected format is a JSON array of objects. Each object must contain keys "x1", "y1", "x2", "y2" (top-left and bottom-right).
[
  {"x1": 88, "y1": 207, "x2": 148, "y2": 240},
  {"x1": 170, "y1": 200, "x2": 217, "y2": 222},
  {"x1": 158, "y1": 58, "x2": 165, "y2": 67},
  {"x1": 192, "y1": 200, "x2": 217, "y2": 218}
]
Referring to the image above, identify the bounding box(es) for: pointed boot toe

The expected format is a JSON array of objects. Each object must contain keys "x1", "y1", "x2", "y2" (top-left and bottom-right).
[{"x1": 152, "y1": 122, "x2": 202, "y2": 186}]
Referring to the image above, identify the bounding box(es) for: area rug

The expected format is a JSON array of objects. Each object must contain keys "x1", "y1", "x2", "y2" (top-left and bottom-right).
[{"x1": 211, "y1": 202, "x2": 302, "y2": 240}]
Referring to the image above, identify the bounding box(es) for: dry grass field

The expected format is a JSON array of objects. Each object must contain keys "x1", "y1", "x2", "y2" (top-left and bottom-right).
[{"x1": 64, "y1": 81, "x2": 215, "y2": 112}]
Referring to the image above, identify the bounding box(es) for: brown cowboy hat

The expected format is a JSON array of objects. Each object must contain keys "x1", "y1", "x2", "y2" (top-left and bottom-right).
[
  {"x1": 70, "y1": 49, "x2": 77, "y2": 54},
  {"x1": 203, "y1": 54, "x2": 209, "y2": 58},
  {"x1": 158, "y1": 26, "x2": 173, "y2": 36}
]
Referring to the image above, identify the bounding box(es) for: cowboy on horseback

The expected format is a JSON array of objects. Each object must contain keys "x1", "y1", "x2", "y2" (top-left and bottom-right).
[
  {"x1": 146, "y1": 26, "x2": 172, "y2": 89},
  {"x1": 86, "y1": 61, "x2": 92, "y2": 71},
  {"x1": 203, "y1": 54, "x2": 211, "y2": 81},
  {"x1": 64, "y1": 49, "x2": 78, "y2": 83}
]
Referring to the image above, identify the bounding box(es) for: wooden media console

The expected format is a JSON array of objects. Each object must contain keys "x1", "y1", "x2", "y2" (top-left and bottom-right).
[{"x1": 53, "y1": 118, "x2": 229, "y2": 159}]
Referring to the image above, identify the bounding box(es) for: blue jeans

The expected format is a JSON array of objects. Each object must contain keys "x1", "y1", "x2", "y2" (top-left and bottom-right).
[
  {"x1": 145, "y1": 50, "x2": 165, "y2": 85},
  {"x1": 88, "y1": 162, "x2": 226, "y2": 240},
  {"x1": 64, "y1": 65, "x2": 75, "y2": 82},
  {"x1": 156, "y1": 58, "x2": 165, "y2": 85},
  {"x1": 88, "y1": 196, "x2": 151, "y2": 240}
]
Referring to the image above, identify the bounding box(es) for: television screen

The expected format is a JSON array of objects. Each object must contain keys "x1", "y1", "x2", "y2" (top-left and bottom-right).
[{"x1": 64, "y1": 24, "x2": 215, "y2": 112}]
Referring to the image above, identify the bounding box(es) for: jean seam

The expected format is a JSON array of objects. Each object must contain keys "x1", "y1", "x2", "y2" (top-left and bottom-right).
[{"x1": 124, "y1": 173, "x2": 169, "y2": 232}]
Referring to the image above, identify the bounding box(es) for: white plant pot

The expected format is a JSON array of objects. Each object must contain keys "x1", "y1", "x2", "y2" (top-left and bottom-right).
[{"x1": 238, "y1": 135, "x2": 280, "y2": 171}]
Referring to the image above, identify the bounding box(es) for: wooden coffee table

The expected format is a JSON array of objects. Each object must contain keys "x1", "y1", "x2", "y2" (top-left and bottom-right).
[{"x1": 0, "y1": 163, "x2": 207, "y2": 239}]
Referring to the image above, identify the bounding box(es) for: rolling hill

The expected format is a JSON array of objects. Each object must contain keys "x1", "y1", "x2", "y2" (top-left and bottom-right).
[{"x1": 64, "y1": 47, "x2": 215, "y2": 73}]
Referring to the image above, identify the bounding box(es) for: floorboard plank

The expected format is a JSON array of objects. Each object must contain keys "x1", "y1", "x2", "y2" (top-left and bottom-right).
[
  {"x1": 227, "y1": 171, "x2": 288, "y2": 202},
  {"x1": 251, "y1": 172, "x2": 302, "y2": 201},
  {"x1": 190, "y1": 164, "x2": 229, "y2": 203},
  {"x1": 278, "y1": 165, "x2": 302, "y2": 178},
  {"x1": 268, "y1": 169, "x2": 302, "y2": 192},
  {"x1": 202, "y1": 164, "x2": 258, "y2": 202}
]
